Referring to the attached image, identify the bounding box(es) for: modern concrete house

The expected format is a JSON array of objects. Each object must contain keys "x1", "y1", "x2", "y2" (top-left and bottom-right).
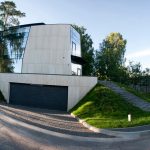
[{"x1": 0, "y1": 23, "x2": 97, "y2": 111}]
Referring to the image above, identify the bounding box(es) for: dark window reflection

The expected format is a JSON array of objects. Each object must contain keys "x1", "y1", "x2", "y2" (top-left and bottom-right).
[
  {"x1": 0, "y1": 27, "x2": 30, "y2": 73},
  {"x1": 71, "y1": 27, "x2": 81, "y2": 57},
  {"x1": 71, "y1": 27, "x2": 82, "y2": 75}
]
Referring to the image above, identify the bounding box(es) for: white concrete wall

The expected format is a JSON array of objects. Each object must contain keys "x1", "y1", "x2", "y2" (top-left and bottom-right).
[
  {"x1": 0, "y1": 73, "x2": 97, "y2": 110},
  {"x1": 22, "y1": 25, "x2": 72, "y2": 75}
]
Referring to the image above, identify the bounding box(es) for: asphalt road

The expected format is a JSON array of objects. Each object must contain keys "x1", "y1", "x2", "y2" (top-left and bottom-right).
[
  {"x1": 0, "y1": 119, "x2": 150, "y2": 150},
  {"x1": 0, "y1": 104, "x2": 150, "y2": 150}
]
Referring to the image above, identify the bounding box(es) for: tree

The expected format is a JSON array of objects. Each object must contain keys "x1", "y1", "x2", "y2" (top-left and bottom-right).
[
  {"x1": 128, "y1": 61, "x2": 142, "y2": 78},
  {"x1": 96, "y1": 32, "x2": 127, "y2": 81},
  {"x1": 73, "y1": 25, "x2": 95, "y2": 76},
  {"x1": 0, "y1": 1, "x2": 25, "y2": 30},
  {"x1": 142, "y1": 68, "x2": 150, "y2": 93},
  {"x1": 127, "y1": 61, "x2": 141, "y2": 86},
  {"x1": 0, "y1": 1, "x2": 25, "y2": 72}
]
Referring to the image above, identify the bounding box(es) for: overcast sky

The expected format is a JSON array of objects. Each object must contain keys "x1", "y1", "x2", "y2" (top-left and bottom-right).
[{"x1": 13, "y1": 0, "x2": 150, "y2": 69}]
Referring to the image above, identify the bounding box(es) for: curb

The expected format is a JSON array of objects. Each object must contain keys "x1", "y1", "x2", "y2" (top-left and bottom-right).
[
  {"x1": 71, "y1": 113, "x2": 150, "y2": 139},
  {"x1": 0, "y1": 113, "x2": 136, "y2": 143}
]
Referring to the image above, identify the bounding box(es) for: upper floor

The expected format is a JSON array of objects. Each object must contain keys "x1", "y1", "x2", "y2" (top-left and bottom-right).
[{"x1": 0, "y1": 23, "x2": 84, "y2": 75}]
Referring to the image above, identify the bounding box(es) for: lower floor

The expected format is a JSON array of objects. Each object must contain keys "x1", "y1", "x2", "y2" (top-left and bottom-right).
[{"x1": 0, "y1": 73, "x2": 97, "y2": 111}]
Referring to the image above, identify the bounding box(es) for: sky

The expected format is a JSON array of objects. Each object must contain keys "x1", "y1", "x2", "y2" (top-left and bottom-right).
[{"x1": 12, "y1": 0, "x2": 150, "y2": 69}]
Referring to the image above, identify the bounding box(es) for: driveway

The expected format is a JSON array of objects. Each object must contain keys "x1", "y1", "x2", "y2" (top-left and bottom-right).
[
  {"x1": 0, "y1": 104, "x2": 150, "y2": 150},
  {"x1": 0, "y1": 104, "x2": 111, "y2": 137}
]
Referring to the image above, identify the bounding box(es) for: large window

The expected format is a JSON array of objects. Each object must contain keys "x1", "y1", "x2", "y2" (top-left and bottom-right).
[
  {"x1": 71, "y1": 63, "x2": 82, "y2": 76},
  {"x1": 0, "y1": 27, "x2": 30, "y2": 73},
  {"x1": 71, "y1": 27, "x2": 82, "y2": 75},
  {"x1": 71, "y1": 27, "x2": 81, "y2": 57}
]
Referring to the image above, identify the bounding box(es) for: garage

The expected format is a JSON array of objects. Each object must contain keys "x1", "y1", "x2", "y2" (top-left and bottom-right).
[{"x1": 9, "y1": 83, "x2": 68, "y2": 111}]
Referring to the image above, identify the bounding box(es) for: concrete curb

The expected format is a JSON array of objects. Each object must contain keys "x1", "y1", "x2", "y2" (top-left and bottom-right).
[
  {"x1": 0, "y1": 113, "x2": 136, "y2": 143},
  {"x1": 71, "y1": 113, "x2": 150, "y2": 139}
]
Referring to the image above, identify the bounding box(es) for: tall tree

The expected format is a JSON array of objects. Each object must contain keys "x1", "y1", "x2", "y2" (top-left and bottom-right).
[
  {"x1": 0, "y1": 1, "x2": 25, "y2": 72},
  {"x1": 96, "y1": 32, "x2": 127, "y2": 81},
  {"x1": 0, "y1": 1, "x2": 25, "y2": 30},
  {"x1": 73, "y1": 25, "x2": 95, "y2": 76}
]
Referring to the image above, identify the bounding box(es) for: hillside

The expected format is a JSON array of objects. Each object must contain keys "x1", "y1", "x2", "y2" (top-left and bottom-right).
[{"x1": 71, "y1": 84, "x2": 150, "y2": 128}]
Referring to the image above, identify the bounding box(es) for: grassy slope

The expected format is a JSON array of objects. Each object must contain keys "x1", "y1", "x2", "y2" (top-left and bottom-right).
[
  {"x1": 71, "y1": 84, "x2": 150, "y2": 128},
  {"x1": 117, "y1": 83, "x2": 150, "y2": 103}
]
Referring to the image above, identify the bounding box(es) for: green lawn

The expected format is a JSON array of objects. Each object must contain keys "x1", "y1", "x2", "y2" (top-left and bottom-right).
[
  {"x1": 117, "y1": 83, "x2": 150, "y2": 103},
  {"x1": 71, "y1": 84, "x2": 150, "y2": 128}
]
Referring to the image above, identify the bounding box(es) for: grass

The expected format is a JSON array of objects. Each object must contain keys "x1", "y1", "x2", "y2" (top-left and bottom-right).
[
  {"x1": 70, "y1": 84, "x2": 150, "y2": 128},
  {"x1": 117, "y1": 83, "x2": 150, "y2": 103}
]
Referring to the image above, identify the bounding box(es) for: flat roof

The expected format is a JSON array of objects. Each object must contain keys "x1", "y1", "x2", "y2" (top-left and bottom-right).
[
  {"x1": 1, "y1": 23, "x2": 79, "y2": 35},
  {"x1": 10, "y1": 23, "x2": 45, "y2": 29},
  {"x1": 14, "y1": 23, "x2": 79, "y2": 29},
  {"x1": 13, "y1": 23, "x2": 74, "y2": 28}
]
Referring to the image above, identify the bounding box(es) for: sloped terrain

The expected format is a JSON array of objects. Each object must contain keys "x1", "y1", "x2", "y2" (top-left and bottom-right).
[
  {"x1": 99, "y1": 80, "x2": 150, "y2": 112},
  {"x1": 71, "y1": 84, "x2": 150, "y2": 128}
]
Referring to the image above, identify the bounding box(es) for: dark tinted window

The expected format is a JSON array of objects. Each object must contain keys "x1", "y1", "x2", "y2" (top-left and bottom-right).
[
  {"x1": 71, "y1": 27, "x2": 81, "y2": 57},
  {"x1": 0, "y1": 27, "x2": 30, "y2": 73}
]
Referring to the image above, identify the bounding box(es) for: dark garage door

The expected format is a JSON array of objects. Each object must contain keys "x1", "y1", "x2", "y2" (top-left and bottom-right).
[{"x1": 9, "y1": 83, "x2": 68, "y2": 111}]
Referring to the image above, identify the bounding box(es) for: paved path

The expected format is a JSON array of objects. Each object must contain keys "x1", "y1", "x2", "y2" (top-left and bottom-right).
[
  {"x1": 99, "y1": 80, "x2": 150, "y2": 112},
  {"x1": 109, "y1": 124, "x2": 150, "y2": 132}
]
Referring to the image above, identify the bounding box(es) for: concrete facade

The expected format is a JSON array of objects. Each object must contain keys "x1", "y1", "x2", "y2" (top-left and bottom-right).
[
  {"x1": 0, "y1": 24, "x2": 97, "y2": 110},
  {"x1": 0, "y1": 73, "x2": 97, "y2": 110},
  {"x1": 22, "y1": 25, "x2": 72, "y2": 75}
]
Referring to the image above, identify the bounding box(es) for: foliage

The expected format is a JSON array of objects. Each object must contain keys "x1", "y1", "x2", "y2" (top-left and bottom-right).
[
  {"x1": 71, "y1": 84, "x2": 150, "y2": 128},
  {"x1": 128, "y1": 61, "x2": 142, "y2": 77},
  {"x1": 0, "y1": 1, "x2": 25, "y2": 72},
  {"x1": 95, "y1": 32, "x2": 127, "y2": 81},
  {"x1": 0, "y1": 31, "x2": 14, "y2": 72},
  {"x1": 0, "y1": 1, "x2": 25, "y2": 30},
  {"x1": 73, "y1": 25, "x2": 95, "y2": 76},
  {"x1": 120, "y1": 62, "x2": 150, "y2": 94},
  {"x1": 143, "y1": 68, "x2": 150, "y2": 76}
]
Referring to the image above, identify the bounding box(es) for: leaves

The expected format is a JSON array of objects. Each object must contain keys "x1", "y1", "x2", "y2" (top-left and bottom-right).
[
  {"x1": 0, "y1": 1, "x2": 25, "y2": 30},
  {"x1": 0, "y1": 1, "x2": 25, "y2": 72},
  {"x1": 96, "y1": 32, "x2": 127, "y2": 81}
]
